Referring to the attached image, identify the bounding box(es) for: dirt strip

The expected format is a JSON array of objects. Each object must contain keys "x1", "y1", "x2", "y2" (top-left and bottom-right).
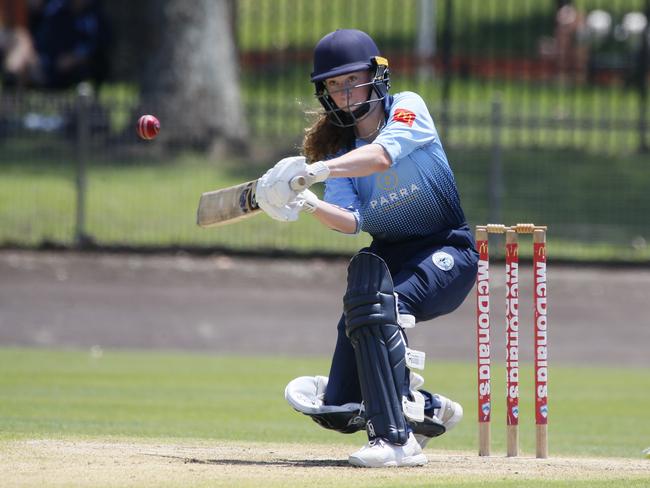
[
  {"x1": 1, "y1": 439, "x2": 649, "y2": 487},
  {"x1": 1, "y1": 250, "x2": 650, "y2": 366}
]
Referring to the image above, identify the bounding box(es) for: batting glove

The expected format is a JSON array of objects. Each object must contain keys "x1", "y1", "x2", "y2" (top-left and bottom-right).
[
  {"x1": 297, "y1": 189, "x2": 320, "y2": 213},
  {"x1": 305, "y1": 161, "x2": 330, "y2": 184},
  {"x1": 257, "y1": 156, "x2": 307, "y2": 208}
]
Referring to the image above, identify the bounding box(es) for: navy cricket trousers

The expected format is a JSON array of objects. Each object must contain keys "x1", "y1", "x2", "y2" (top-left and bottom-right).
[{"x1": 324, "y1": 234, "x2": 479, "y2": 409}]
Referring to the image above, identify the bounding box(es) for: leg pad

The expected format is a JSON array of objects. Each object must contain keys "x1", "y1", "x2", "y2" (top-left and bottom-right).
[{"x1": 344, "y1": 252, "x2": 409, "y2": 445}]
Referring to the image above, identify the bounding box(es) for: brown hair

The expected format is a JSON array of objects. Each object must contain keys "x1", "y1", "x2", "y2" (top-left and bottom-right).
[{"x1": 302, "y1": 113, "x2": 356, "y2": 163}]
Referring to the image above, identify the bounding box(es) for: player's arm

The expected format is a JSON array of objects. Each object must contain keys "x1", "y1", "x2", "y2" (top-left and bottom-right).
[
  {"x1": 300, "y1": 193, "x2": 357, "y2": 234},
  {"x1": 256, "y1": 148, "x2": 387, "y2": 227},
  {"x1": 318, "y1": 143, "x2": 391, "y2": 178}
]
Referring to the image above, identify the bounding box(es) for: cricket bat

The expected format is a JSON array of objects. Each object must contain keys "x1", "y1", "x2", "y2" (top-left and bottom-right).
[{"x1": 196, "y1": 175, "x2": 310, "y2": 228}]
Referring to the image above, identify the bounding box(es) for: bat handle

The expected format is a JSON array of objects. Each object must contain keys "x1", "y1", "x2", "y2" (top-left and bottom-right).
[{"x1": 289, "y1": 175, "x2": 310, "y2": 191}]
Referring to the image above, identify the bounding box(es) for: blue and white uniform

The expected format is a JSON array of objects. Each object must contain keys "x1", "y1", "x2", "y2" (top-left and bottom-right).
[
  {"x1": 323, "y1": 92, "x2": 479, "y2": 408},
  {"x1": 325, "y1": 91, "x2": 467, "y2": 242}
]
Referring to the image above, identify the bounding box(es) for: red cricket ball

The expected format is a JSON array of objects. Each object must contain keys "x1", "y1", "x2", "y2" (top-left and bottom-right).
[{"x1": 136, "y1": 115, "x2": 160, "y2": 140}]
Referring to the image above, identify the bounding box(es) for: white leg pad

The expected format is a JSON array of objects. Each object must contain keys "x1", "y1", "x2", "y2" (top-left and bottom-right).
[
  {"x1": 402, "y1": 390, "x2": 425, "y2": 422},
  {"x1": 285, "y1": 375, "x2": 362, "y2": 415}
]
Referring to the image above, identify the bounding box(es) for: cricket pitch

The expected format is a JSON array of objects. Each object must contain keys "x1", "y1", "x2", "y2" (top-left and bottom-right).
[{"x1": 2, "y1": 439, "x2": 649, "y2": 487}]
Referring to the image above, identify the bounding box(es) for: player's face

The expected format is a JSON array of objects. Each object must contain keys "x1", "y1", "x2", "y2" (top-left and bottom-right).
[{"x1": 325, "y1": 70, "x2": 372, "y2": 112}]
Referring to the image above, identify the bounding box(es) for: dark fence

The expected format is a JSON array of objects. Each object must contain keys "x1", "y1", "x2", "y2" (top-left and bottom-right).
[
  {"x1": 1, "y1": 0, "x2": 649, "y2": 261},
  {"x1": 239, "y1": 0, "x2": 649, "y2": 153}
]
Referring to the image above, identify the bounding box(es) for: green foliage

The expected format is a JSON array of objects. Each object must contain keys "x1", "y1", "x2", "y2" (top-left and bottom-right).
[
  {"x1": 237, "y1": 0, "x2": 650, "y2": 51},
  {"x1": 236, "y1": 0, "x2": 557, "y2": 52}
]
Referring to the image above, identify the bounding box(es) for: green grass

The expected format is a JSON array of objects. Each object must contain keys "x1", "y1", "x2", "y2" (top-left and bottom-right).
[
  {"x1": 1, "y1": 348, "x2": 649, "y2": 487},
  {"x1": 1, "y1": 347, "x2": 649, "y2": 460},
  {"x1": 0, "y1": 149, "x2": 368, "y2": 252},
  {"x1": 241, "y1": 73, "x2": 650, "y2": 154},
  {"x1": 1, "y1": 144, "x2": 649, "y2": 261}
]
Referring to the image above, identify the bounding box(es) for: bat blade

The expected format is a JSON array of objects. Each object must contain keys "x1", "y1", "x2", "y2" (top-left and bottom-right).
[{"x1": 196, "y1": 179, "x2": 261, "y2": 228}]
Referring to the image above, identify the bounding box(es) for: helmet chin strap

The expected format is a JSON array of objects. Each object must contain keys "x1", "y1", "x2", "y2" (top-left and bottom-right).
[
  {"x1": 355, "y1": 110, "x2": 386, "y2": 140},
  {"x1": 347, "y1": 88, "x2": 385, "y2": 125},
  {"x1": 325, "y1": 86, "x2": 384, "y2": 127},
  {"x1": 350, "y1": 100, "x2": 371, "y2": 120},
  {"x1": 356, "y1": 112, "x2": 386, "y2": 142}
]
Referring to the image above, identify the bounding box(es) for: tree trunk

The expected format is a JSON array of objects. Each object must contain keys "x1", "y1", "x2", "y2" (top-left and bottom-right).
[{"x1": 141, "y1": 0, "x2": 247, "y2": 154}]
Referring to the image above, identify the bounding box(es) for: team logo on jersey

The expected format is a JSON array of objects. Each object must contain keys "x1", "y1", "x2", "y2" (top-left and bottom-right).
[
  {"x1": 376, "y1": 170, "x2": 398, "y2": 191},
  {"x1": 368, "y1": 183, "x2": 420, "y2": 209},
  {"x1": 392, "y1": 108, "x2": 416, "y2": 127},
  {"x1": 432, "y1": 251, "x2": 455, "y2": 271}
]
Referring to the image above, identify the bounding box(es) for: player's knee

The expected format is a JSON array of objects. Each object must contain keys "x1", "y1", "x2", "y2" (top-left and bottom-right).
[{"x1": 343, "y1": 251, "x2": 398, "y2": 338}]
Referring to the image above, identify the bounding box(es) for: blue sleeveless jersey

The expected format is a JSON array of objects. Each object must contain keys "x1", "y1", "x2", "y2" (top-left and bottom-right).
[{"x1": 324, "y1": 91, "x2": 470, "y2": 244}]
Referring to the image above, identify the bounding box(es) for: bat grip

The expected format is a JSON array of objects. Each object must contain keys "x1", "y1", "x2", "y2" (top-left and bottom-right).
[{"x1": 289, "y1": 175, "x2": 310, "y2": 191}]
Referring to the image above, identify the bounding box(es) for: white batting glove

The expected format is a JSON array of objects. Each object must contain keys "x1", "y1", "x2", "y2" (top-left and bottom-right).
[
  {"x1": 257, "y1": 156, "x2": 307, "y2": 208},
  {"x1": 305, "y1": 161, "x2": 330, "y2": 184},
  {"x1": 258, "y1": 199, "x2": 302, "y2": 222},
  {"x1": 258, "y1": 190, "x2": 319, "y2": 222},
  {"x1": 296, "y1": 189, "x2": 320, "y2": 213}
]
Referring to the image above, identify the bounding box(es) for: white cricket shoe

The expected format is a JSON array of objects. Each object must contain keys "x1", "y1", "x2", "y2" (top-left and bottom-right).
[
  {"x1": 414, "y1": 394, "x2": 464, "y2": 449},
  {"x1": 348, "y1": 433, "x2": 428, "y2": 468}
]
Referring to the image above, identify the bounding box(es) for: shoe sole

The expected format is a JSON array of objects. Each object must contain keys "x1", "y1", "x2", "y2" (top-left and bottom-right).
[{"x1": 348, "y1": 454, "x2": 428, "y2": 468}]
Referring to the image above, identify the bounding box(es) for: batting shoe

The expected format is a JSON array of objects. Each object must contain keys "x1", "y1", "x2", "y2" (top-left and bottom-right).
[
  {"x1": 348, "y1": 433, "x2": 428, "y2": 468},
  {"x1": 414, "y1": 394, "x2": 464, "y2": 449}
]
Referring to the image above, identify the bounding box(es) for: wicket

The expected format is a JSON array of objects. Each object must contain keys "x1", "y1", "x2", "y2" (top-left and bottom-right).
[{"x1": 475, "y1": 223, "x2": 548, "y2": 458}]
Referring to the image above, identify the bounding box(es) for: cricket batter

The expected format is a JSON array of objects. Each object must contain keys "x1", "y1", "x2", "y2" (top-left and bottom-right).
[{"x1": 255, "y1": 29, "x2": 478, "y2": 467}]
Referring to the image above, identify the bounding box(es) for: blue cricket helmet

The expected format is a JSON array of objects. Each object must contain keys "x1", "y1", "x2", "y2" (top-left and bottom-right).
[
  {"x1": 311, "y1": 29, "x2": 391, "y2": 127},
  {"x1": 311, "y1": 29, "x2": 380, "y2": 82}
]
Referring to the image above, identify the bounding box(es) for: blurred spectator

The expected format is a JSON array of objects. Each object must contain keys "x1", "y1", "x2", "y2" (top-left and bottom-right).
[
  {"x1": 554, "y1": 4, "x2": 588, "y2": 82},
  {"x1": 32, "y1": 0, "x2": 110, "y2": 89},
  {"x1": 2, "y1": 0, "x2": 110, "y2": 90},
  {"x1": 538, "y1": 4, "x2": 589, "y2": 83},
  {"x1": 0, "y1": 0, "x2": 39, "y2": 87}
]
